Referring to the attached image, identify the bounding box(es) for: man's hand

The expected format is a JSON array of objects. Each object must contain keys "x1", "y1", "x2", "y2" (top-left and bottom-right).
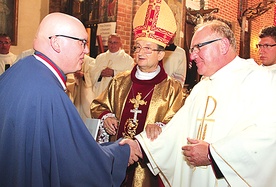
[
  {"x1": 103, "y1": 117, "x2": 118, "y2": 135},
  {"x1": 74, "y1": 71, "x2": 84, "y2": 79},
  {"x1": 145, "y1": 124, "x2": 162, "y2": 141},
  {"x1": 101, "y1": 67, "x2": 114, "y2": 77},
  {"x1": 182, "y1": 138, "x2": 211, "y2": 167},
  {"x1": 119, "y1": 139, "x2": 143, "y2": 165}
]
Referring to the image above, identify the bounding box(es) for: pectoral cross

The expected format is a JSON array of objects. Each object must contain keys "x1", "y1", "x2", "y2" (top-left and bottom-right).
[
  {"x1": 129, "y1": 92, "x2": 147, "y2": 122},
  {"x1": 196, "y1": 96, "x2": 217, "y2": 140}
]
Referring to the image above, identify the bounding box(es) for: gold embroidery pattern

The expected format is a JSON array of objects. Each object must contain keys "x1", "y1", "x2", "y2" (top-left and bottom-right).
[
  {"x1": 196, "y1": 96, "x2": 217, "y2": 140},
  {"x1": 123, "y1": 92, "x2": 147, "y2": 139}
]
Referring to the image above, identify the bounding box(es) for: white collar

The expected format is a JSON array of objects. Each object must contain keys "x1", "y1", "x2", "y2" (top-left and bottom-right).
[{"x1": 135, "y1": 65, "x2": 160, "y2": 80}]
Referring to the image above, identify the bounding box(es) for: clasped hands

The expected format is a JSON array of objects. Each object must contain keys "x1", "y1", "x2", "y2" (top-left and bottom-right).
[
  {"x1": 101, "y1": 67, "x2": 114, "y2": 77},
  {"x1": 145, "y1": 125, "x2": 211, "y2": 167},
  {"x1": 119, "y1": 139, "x2": 143, "y2": 166},
  {"x1": 182, "y1": 138, "x2": 211, "y2": 167},
  {"x1": 104, "y1": 118, "x2": 161, "y2": 165},
  {"x1": 106, "y1": 118, "x2": 211, "y2": 167},
  {"x1": 103, "y1": 117, "x2": 142, "y2": 165},
  {"x1": 119, "y1": 123, "x2": 162, "y2": 165},
  {"x1": 74, "y1": 71, "x2": 84, "y2": 79}
]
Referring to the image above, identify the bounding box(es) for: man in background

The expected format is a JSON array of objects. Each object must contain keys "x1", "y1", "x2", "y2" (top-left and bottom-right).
[
  {"x1": 0, "y1": 33, "x2": 17, "y2": 75},
  {"x1": 163, "y1": 32, "x2": 187, "y2": 87},
  {"x1": 92, "y1": 33, "x2": 134, "y2": 98},
  {"x1": 66, "y1": 54, "x2": 96, "y2": 122},
  {"x1": 257, "y1": 25, "x2": 276, "y2": 71}
]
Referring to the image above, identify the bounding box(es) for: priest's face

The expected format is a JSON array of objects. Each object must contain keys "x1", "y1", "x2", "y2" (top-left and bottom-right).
[
  {"x1": 134, "y1": 40, "x2": 165, "y2": 73},
  {"x1": 189, "y1": 26, "x2": 223, "y2": 76},
  {"x1": 108, "y1": 35, "x2": 122, "y2": 53}
]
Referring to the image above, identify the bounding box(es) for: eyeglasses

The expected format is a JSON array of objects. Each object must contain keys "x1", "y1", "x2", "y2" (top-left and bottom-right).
[
  {"x1": 0, "y1": 41, "x2": 11, "y2": 45},
  {"x1": 133, "y1": 46, "x2": 163, "y2": 54},
  {"x1": 189, "y1": 38, "x2": 222, "y2": 53},
  {"x1": 49, "y1": 34, "x2": 87, "y2": 48},
  {"x1": 256, "y1": 43, "x2": 276, "y2": 49}
]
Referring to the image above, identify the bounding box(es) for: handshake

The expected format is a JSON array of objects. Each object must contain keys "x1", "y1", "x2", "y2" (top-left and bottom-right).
[
  {"x1": 119, "y1": 139, "x2": 143, "y2": 165},
  {"x1": 103, "y1": 117, "x2": 163, "y2": 165}
]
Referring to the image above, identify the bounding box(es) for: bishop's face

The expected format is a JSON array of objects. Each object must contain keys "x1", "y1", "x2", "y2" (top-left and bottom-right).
[{"x1": 134, "y1": 40, "x2": 165, "y2": 73}]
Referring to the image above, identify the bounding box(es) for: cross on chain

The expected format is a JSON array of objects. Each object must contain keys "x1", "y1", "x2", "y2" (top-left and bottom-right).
[{"x1": 129, "y1": 92, "x2": 147, "y2": 123}]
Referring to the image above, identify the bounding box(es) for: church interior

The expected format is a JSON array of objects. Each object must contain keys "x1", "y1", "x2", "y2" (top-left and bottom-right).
[
  {"x1": 1, "y1": 1, "x2": 276, "y2": 185},
  {"x1": 9, "y1": 0, "x2": 276, "y2": 66}
]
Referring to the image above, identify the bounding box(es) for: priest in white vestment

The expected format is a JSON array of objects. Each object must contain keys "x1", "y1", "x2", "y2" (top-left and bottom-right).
[
  {"x1": 66, "y1": 55, "x2": 96, "y2": 121},
  {"x1": 91, "y1": 33, "x2": 134, "y2": 98},
  {"x1": 135, "y1": 20, "x2": 276, "y2": 187},
  {"x1": 163, "y1": 33, "x2": 187, "y2": 87},
  {"x1": 0, "y1": 34, "x2": 17, "y2": 75}
]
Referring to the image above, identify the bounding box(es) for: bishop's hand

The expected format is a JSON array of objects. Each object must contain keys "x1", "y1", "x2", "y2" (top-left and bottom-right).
[
  {"x1": 103, "y1": 117, "x2": 118, "y2": 135},
  {"x1": 145, "y1": 123, "x2": 162, "y2": 141}
]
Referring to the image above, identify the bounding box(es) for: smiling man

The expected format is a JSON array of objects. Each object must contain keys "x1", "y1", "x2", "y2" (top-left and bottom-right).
[
  {"x1": 0, "y1": 13, "x2": 142, "y2": 187},
  {"x1": 90, "y1": 0, "x2": 186, "y2": 186},
  {"x1": 257, "y1": 25, "x2": 276, "y2": 71},
  {"x1": 134, "y1": 20, "x2": 276, "y2": 187}
]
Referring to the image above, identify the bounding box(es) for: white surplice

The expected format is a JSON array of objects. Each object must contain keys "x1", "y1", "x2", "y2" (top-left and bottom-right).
[
  {"x1": 92, "y1": 49, "x2": 134, "y2": 98},
  {"x1": 264, "y1": 63, "x2": 276, "y2": 73},
  {"x1": 0, "y1": 52, "x2": 17, "y2": 75},
  {"x1": 136, "y1": 56, "x2": 276, "y2": 187},
  {"x1": 163, "y1": 46, "x2": 187, "y2": 87},
  {"x1": 66, "y1": 55, "x2": 96, "y2": 121}
]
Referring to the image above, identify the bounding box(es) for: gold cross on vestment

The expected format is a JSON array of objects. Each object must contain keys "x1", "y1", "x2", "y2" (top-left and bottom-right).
[
  {"x1": 129, "y1": 92, "x2": 147, "y2": 123},
  {"x1": 196, "y1": 96, "x2": 216, "y2": 140}
]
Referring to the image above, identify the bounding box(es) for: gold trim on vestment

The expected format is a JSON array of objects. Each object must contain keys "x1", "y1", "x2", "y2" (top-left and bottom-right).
[
  {"x1": 138, "y1": 134, "x2": 172, "y2": 187},
  {"x1": 196, "y1": 96, "x2": 217, "y2": 140},
  {"x1": 211, "y1": 144, "x2": 251, "y2": 186}
]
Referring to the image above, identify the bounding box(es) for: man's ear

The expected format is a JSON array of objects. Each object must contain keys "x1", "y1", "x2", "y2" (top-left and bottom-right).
[
  {"x1": 49, "y1": 36, "x2": 61, "y2": 53},
  {"x1": 220, "y1": 38, "x2": 230, "y2": 55},
  {"x1": 158, "y1": 51, "x2": 165, "y2": 61}
]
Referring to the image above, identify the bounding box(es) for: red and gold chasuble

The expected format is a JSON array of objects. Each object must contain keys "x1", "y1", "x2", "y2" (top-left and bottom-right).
[
  {"x1": 91, "y1": 64, "x2": 186, "y2": 187},
  {"x1": 117, "y1": 83, "x2": 155, "y2": 140},
  {"x1": 119, "y1": 65, "x2": 167, "y2": 187}
]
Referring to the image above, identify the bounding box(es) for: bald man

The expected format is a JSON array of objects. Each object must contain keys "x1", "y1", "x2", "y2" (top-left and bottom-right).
[{"x1": 0, "y1": 13, "x2": 141, "y2": 187}]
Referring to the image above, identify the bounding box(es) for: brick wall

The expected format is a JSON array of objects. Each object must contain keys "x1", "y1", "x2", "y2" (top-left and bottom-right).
[
  {"x1": 116, "y1": 0, "x2": 134, "y2": 54},
  {"x1": 115, "y1": 0, "x2": 143, "y2": 56},
  {"x1": 206, "y1": 0, "x2": 274, "y2": 64},
  {"x1": 49, "y1": 0, "x2": 275, "y2": 62}
]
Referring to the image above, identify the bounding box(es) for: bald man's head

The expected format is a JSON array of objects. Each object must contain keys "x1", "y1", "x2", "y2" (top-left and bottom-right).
[
  {"x1": 33, "y1": 13, "x2": 89, "y2": 74},
  {"x1": 34, "y1": 13, "x2": 87, "y2": 50}
]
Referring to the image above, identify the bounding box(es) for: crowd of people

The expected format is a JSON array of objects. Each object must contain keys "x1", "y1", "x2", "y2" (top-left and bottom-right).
[{"x1": 1, "y1": 0, "x2": 276, "y2": 186}]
